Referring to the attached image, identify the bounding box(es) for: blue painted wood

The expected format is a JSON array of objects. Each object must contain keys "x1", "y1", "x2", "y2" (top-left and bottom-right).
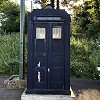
[{"x1": 26, "y1": 9, "x2": 70, "y2": 95}]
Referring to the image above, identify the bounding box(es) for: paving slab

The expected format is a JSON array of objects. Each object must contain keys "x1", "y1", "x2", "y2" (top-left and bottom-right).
[
  {"x1": 21, "y1": 89, "x2": 75, "y2": 100},
  {"x1": 21, "y1": 93, "x2": 74, "y2": 100}
]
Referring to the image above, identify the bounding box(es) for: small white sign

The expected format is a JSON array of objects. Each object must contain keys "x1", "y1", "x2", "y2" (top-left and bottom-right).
[{"x1": 97, "y1": 67, "x2": 100, "y2": 71}]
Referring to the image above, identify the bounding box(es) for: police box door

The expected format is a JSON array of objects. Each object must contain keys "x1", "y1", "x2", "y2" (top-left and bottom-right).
[{"x1": 33, "y1": 22, "x2": 64, "y2": 90}]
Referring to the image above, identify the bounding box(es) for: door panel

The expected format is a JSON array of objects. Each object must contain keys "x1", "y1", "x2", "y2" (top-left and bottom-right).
[
  {"x1": 36, "y1": 40, "x2": 46, "y2": 53},
  {"x1": 34, "y1": 23, "x2": 48, "y2": 89},
  {"x1": 49, "y1": 23, "x2": 64, "y2": 89},
  {"x1": 52, "y1": 54, "x2": 63, "y2": 67},
  {"x1": 52, "y1": 40, "x2": 63, "y2": 52}
]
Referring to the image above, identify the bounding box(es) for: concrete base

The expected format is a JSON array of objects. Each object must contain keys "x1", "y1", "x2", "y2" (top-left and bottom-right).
[
  {"x1": 21, "y1": 89, "x2": 75, "y2": 100},
  {"x1": 4, "y1": 75, "x2": 26, "y2": 89}
]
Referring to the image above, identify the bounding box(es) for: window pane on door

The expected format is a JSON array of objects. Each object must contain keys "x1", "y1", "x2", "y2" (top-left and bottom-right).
[
  {"x1": 52, "y1": 26, "x2": 62, "y2": 39},
  {"x1": 36, "y1": 28, "x2": 45, "y2": 39}
]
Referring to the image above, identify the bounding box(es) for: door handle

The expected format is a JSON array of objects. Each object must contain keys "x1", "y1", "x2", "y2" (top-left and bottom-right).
[{"x1": 48, "y1": 68, "x2": 50, "y2": 72}]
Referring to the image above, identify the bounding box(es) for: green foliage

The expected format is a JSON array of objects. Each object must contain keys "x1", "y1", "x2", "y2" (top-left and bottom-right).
[
  {"x1": 70, "y1": 1, "x2": 100, "y2": 78},
  {"x1": 41, "y1": 0, "x2": 49, "y2": 8},
  {"x1": 0, "y1": 33, "x2": 19, "y2": 75},
  {"x1": 70, "y1": 36, "x2": 100, "y2": 79},
  {"x1": 0, "y1": 0, "x2": 9, "y2": 6},
  {"x1": 0, "y1": 2, "x2": 20, "y2": 33},
  {"x1": 0, "y1": 1, "x2": 29, "y2": 33},
  {"x1": 71, "y1": 0, "x2": 100, "y2": 40}
]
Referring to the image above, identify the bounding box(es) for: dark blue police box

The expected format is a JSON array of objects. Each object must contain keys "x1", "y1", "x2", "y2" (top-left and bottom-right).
[{"x1": 26, "y1": 9, "x2": 70, "y2": 95}]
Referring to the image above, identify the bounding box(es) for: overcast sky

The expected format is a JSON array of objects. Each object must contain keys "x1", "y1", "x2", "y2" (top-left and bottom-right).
[{"x1": 10, "y1": 0, "x2": 32, "y2": 12}]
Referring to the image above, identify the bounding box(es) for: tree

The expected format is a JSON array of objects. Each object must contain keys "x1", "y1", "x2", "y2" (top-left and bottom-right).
[
  {"x1": 61, "y1": 0, "x2": 100, "y2": 39},
  {"x1": 0, "y1": 2, "x2": 20, "y2": 33},
  {"x1": 83, "y1": 0, "x2": 100, "y2": 39},
  {"x1": 94, "y1": 0, "x2": 100, "y2": 20},
  {"x1": 71, "y1": 0, "x2": 100, "y2": 39},
  {"x1": 0, "y1": 1, "x2": 28, "y2": 33},
  {"x1": 41, "y1": 0, "x2": 49, "y2": 8},
  {"x1": 0, "y1": 0, "x2": 9, "y2": 5}
]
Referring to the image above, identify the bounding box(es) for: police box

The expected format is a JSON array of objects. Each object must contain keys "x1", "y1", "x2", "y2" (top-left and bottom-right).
[{"x1": 26, "y1": 9, "x2": 70, "y2": 95}]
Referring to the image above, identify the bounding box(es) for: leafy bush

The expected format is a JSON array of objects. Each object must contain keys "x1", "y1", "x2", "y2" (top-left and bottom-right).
[
  {"x1": 70, "y1": 36, "x2": 99, "y2": 79},
  {"x1": 0, "y1": 33, "x2": 99, "y2": 79},
  {"x1": 0, "y1": 33, "x2": 19, "y2": 75}
]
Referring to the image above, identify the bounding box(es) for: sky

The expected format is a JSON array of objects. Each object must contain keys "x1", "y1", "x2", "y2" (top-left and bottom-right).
[{"x1": 10, "y1": 0, "x2": 32, "y2": 12}]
